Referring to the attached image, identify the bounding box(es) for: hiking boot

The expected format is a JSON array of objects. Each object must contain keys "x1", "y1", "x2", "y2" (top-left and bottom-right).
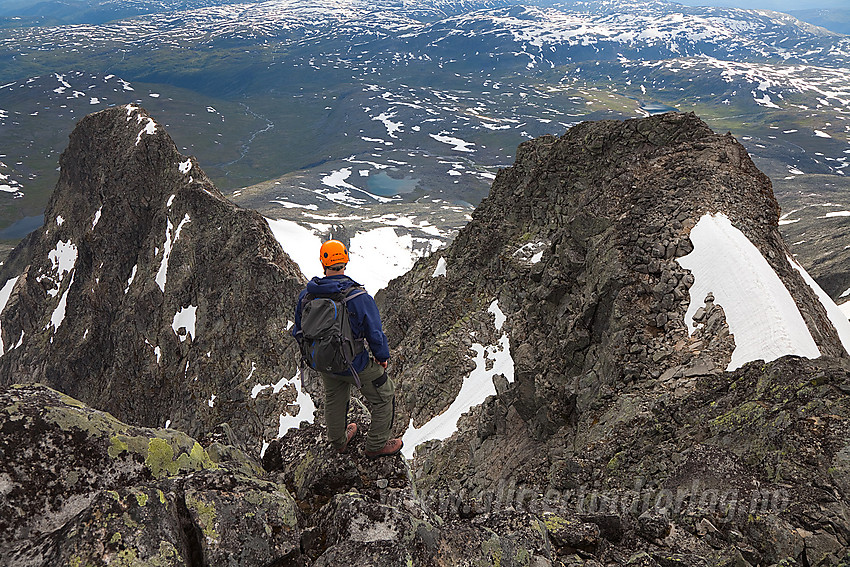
[
  {"x1": 337, "y1": 423, "x2": 358, "y2": 453},
  {"x1": 364, "y1": 438, "x2": 403, "y2": 459}
]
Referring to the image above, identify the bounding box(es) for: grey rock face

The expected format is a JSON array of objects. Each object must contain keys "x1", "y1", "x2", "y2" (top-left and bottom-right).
[
  {"x1": 262, "y1": 408, "x2": 570, "y2": 566},
  {"x1": 376, "y1": 113, "x2": 850, "y2": 564},
  {"x1": 381, "y1": 112, "x2": 846, "y2": 443},
  {"x1": 0, "y1": 105, "x2": 306, "y2": 451}
]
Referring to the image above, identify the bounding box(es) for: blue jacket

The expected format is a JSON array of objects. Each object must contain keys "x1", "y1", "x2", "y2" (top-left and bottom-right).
[{"x1": 292, "y1": 275, "x2": 390, "y2": 374}]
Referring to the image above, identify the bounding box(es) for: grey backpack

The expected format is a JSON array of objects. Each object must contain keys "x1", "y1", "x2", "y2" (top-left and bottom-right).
[{"x1": 297, "y1": 285, "x2": 368, "y2": 384}]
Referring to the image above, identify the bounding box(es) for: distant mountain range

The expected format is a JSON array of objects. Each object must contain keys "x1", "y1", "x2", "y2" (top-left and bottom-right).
[{"x1": 0, "y1": 0, "x2": 848, "y2": 300}]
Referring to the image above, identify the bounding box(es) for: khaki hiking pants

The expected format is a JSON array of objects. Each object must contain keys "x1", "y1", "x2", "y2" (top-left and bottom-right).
[{"x1": 321, "y1": 358, "x2": 395, "y2": 453}]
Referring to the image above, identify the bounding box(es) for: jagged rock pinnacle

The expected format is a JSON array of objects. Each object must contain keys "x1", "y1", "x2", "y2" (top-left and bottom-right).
[{"x1": 0, "y1": 105, "x2": 306, "y2": 449}]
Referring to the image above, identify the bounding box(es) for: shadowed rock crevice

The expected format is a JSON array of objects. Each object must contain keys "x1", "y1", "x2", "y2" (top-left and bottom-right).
[{"x1": 175, "y1": 490, "x2": 207, "y2": 567}]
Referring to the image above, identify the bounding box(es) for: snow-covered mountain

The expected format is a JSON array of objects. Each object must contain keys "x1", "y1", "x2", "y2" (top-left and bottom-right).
[{"x1": 0, "y1": 0, "x2": 848, "y2": 301}]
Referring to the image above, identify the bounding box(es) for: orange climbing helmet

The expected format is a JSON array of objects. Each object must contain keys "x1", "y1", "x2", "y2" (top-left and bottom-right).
[{"x1": 319, "y1": 240, "x2": 349, "y2": 267}]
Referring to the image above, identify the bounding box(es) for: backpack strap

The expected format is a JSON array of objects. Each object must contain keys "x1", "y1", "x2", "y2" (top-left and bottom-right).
[
  {"x1": 339, "y1": 285, "x2": 370, "y2": 388},
  {"x1": 340, "y1": 285, "x2": 368, "y2": 303}
]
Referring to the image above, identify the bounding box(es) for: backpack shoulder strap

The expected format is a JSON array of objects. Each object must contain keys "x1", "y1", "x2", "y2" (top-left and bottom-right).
[
  {"x1": 299, "y1": 292, "x2": 316, "y2": 312},
  {"x1": 341, "y1": 285, "x2": 368, "y2": 304}
]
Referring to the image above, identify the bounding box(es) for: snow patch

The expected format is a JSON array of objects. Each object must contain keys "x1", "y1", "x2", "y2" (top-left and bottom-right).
[
  {"x1": 171, "y1": 305, "x2": 197, "y2": 342},
  {"x1": 373, "y1": 111, "x2": 403, "y2": 138},
  {"x1": 788, "y1": 255, "x2": 850, "y2": 354},
  {"x1": 47, "y1": 272, "x2": 75, "y2": 334},
  {"x1": 270, "y1": 200, "x2": 319, "y2": 210},
  {"x1": 91, "y1": 206, "x2": 102, "y2": 229},
  {"x1": 513, "y1": 241, "x2": 547, "y2": 264},
  {"x1": 155, "y1": 214, "x2": 191, "y2": 293},
  {"x1": 429, "y1": 133, "x2": 476, "y2": 153},
  {"x1": 489, "y1": 299, "x2": 507, "y2": 331},
  {"x1": 276, "y1": 370, "x2": 317, "y2": 436},
  {"x1": 135, "y1": 117, "x2": 157, "y2": 146},
  {"x1": 0, "y1": 276, "x2": 19, "y2": 356},
  {"x1": 753, "y1": 91, "x2": 780, "y2": 108},
  {"x1": 676, "y1": 213, "x2": 820, "y2": 370},
  {"x1": 265, "y1": 217, "x2": 324, "y2": 280},
  {"x1": 179, "y1": 159, "x2": 192, "y2": 174},
  {"x1": 322, "y1": 168, "x2": 359, "y2": 192},
  {"x1": 124, "y1": 265, "x2": 137, "y2": 294},
  {"x1": 347, "y1": 227, "x2": 419, "y2": 295},
  {"x1": 45, "y1": 240, "x2": 78, "y2": 297},
  {"x1": 48, "y1": 240, "x2": 77, "y2": 278},
  {"x1": 402, "y1": 300, "x2": 514, "y2": 458},
  {"x1": 432, "y1": 257, "x2": 447, "y2": 278}
]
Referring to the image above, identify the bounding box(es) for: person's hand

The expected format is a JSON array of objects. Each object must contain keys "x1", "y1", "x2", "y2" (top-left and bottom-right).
[{"x1": 377, "y1": 359, "x2": 388, "y2": 369}]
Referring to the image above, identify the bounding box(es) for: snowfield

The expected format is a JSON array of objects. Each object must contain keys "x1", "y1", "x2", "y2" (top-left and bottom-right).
[
  {"x1": 677, "y1": 212, "x2": 846, "y2": 370},
  {"x1": 265, "y1": 213, "x2": 448, "y2": 295},
  {"x1": 401, "y1": 300, "x2": 514, "y2": 458}
]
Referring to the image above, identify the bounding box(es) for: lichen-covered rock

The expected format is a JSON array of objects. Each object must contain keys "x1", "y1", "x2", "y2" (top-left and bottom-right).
[
  {"x1": 0, "y1": 104, "x2": 306, "y2": 453},
  {"x1": 0, "y1": 383, "x2": 299, "y2": 566},
  {"x1": 264, "y1": 411, "x2": 446, "y2": 565}
]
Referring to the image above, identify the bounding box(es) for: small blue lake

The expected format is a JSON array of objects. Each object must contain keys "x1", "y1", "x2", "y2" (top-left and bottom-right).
[
  {"x1": 367, "y1": 172, "x2": 419, "y2": 197},
  {"x1": 0, "y1": 215, "x2": 43, "y2": 240},
  {"x1": 641, "y1": 102, "x2": 678, "y2": 115}
]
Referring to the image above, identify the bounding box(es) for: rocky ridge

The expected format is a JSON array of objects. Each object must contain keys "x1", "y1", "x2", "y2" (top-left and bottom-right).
[
  {"x1": 381, "y1": 112, "x2": 846, "y2": 436},
  {"x1": 1, "y1": 109, "x2": 849, "y2": 565},
  {"x1": 0, "y1": 104, "x2": 306, "y2": 451},
  {"x1": 374, "y1": 112, "x2": 850, "y2": 564}
]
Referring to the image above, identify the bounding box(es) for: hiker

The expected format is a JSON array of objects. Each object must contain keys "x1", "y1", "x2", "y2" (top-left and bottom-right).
[{"x1": 292, "y1": 239, "x2": 403, "y2": 458}]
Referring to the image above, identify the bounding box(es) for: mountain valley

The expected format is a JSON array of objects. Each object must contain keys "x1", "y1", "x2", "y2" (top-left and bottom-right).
[{"x1": 0, "y1": 0, "x2": 849, "y2": 300}]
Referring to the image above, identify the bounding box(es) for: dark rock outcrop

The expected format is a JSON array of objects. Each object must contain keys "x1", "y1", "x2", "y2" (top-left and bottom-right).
[
  {"x1": 381, "y1": 112, "x2": 846, "y2": 439},
  {"x1": 376, "y1": 112, "x2": 850, "y2": 564},
  {"x1": 0, "y1": 105, "x2": 306, "y2": 452},
  {"x1": 262, "y1": 403, "x2": 563, "y2": 566}
]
